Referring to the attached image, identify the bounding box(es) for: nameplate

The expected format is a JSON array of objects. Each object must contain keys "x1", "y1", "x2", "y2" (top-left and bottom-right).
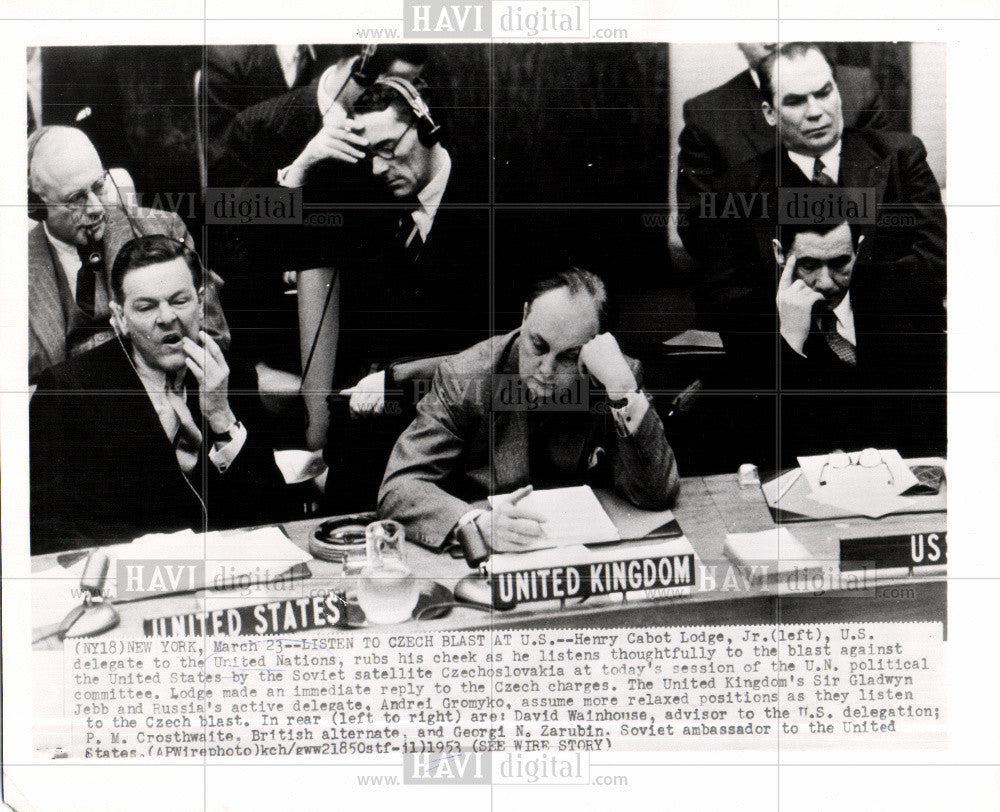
[
  {"x1": 143, "y1": 590, "x2": 349, "y2": 637},
  {"x1": 840, "y1": 532, "x2": 946, "y2": 571},
  {"x1": 491, "y1": 553, "x2": 696, "y2": 610}
]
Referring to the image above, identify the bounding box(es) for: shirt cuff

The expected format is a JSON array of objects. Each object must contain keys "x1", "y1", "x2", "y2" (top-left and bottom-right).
[
  {"x1": 453, "y1": 508, "x2": 486, "y2": 535},
  {"x1": 276, "y1": 165, "x2": 300, "y2": 188},
  {"x1": 612, "y1": 390, "x2": 650, "y2": 437},
  {"x1": 208, "y1": 421, "x2": 248, "y2": 473}
]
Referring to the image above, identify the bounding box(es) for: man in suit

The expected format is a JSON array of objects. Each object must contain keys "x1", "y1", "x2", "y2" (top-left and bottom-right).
[
  {"x1": 202, "y1": 44, "x2": 367, "y2": 171},
  {"x1": 206, "y1": 49, "x2": 431, "y2": 451},
  {"x1": 686, "y1": 42, "x2": 945, "y2": 368},
  {"x1": 27, "y1": 125, "x2": 230, "y2": 383},
  {"x1": 680, "y1": 43, "x2": 946, "y2": 466},
  {"x1": 677, "y1": 41, "x2": 886, "y2": 255},
  {"x1": 766, "y1": 219, "x2": 945, "y2": 461},
  {"x1": 377, "y1": 269, "x2": 680, "y2": 553},
  {"x1": 319, "y1": 78, "x2": 489, "y2": 507},
  {"x1": 30, "y1": 235, "x2": 287, "y2": 555}
]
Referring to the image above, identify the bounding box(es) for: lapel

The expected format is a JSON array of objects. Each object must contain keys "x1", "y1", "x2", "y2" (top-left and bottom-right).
[
  {"x1": 257, "y1": 45, "x2": 288, "y2": 89},
  {"x1": 733, "y1": 71, "x2": 780, "y2": 163},
  {"x1": 838, "y1": 128, "x2": 889, "y2": 257},
  {"x1": 111, "y1": 341, "x2": 211, "y2": 487},
  {"x1": 28, "y1": 222, "x2": 68, "y2": 373},
  {"x1": 489, "y1": 335, "x2": 530, "y2": 489}
]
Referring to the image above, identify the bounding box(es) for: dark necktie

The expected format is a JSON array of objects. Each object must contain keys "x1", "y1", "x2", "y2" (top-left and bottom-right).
[
  {"x1": 75, "y1": 243, "x2": 104, "y2": 316},
  {"x1": 394, "y1": 213, "x2": 425, "y2": 265},
  {"x1": 812, "y1": 157, "x2": 837, "y2": 187},
  {"x1": 816, "y1": 311, "x2": 857, "y2": 367},
  {"x1": 165, "y1": 372, "x2": 203, "y2": 475}
]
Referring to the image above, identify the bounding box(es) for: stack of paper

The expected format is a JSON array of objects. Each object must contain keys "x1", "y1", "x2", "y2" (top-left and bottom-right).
[{"x1": 488, "y1": 485, "x2": 621, "y2": 547}]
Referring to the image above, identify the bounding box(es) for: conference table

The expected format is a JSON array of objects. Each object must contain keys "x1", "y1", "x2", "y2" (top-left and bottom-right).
[{"x1": 31, "y1": 466, "x2": 947, "y2": 648}]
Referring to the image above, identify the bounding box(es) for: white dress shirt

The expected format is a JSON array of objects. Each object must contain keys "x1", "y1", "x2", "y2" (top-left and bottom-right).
[
  {"x1": 44, "y1": 223, "x2": 83, "y2": 296},
  {"x1": 787, "y1": 140, "x2": 842, "y2": 184},
  {"x1": 274, "y1": 44, "x2": 316, "y2": 89},
  {"x1": 411, "y1": 145, "x2": 451, "y2": 241}
]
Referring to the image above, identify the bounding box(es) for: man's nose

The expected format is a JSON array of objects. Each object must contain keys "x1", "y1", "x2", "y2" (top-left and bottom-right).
[
  {"x1": 537, "y1": 353, "x2": 556, "y2": 376},
  {"x1": 804, "y1": 95, "x2": 825, "y2": 120},
  {"x1": 156, "y1": 301, "x2": 178, "y2": 324},
  {"x1": 812, "y1": 266, "x2": 838, "y2": 294},
  {"x1": 82, "y1": 189, "x2": 105, "y2": 217},
  {"x1": 372, "y1": 155, "x2": 389, "y2": 176}
]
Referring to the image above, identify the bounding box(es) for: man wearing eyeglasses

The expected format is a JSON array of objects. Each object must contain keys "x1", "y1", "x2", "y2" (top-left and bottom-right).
[
  {"x1": 313, "y1": 80, "x2": 489, "y2": 511},
  {"x1": 743, "y1": 217, "x2": 945, "y2": 464},
  {"x1": 27, "y1": 125, "x2": 230, "y2": 383}
]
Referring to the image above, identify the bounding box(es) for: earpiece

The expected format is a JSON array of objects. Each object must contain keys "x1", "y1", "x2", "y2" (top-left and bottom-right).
[
  {"x1": 27, "y1": 126, "x2": 55, "y2": 222},
  {"x1": 374, "y1": 76, "x2": 441, "y2": 147}
]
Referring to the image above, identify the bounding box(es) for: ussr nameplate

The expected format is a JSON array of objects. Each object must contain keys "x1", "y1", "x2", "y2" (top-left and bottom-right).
[
  {"x1": 143, "y1": 590, "x2": 350, "y2": 637},
  {"x1": 840, "y1": 531, "x2": 946, "y2": 571}
]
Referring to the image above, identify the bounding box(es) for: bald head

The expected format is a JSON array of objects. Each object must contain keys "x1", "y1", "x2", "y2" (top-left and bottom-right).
[{"x1": 28, "y1": 126, "x2": 107, "y2": 245}]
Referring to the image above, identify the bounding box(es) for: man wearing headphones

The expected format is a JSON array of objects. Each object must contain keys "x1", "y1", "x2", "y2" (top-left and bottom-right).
[
  {"x1": 29, "y1": 235, "x2": 286, "y2": 554},
  {"x1": 320, "y1": 78, "x2": 490, "y2": 511},
  {"x1": 27, "y1": 125, "x2": 230, "y2": 383}
]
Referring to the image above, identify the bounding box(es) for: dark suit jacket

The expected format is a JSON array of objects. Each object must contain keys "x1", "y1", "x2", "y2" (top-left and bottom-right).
[
  {"x1": 30, "y1": 340, "x2": 288, "y2": 554},
  {"x1": 677, "y1": 65, "x2": 887, "y2": 250},
  {"x1": 202, "y1": 45, "x2": 345, "y2": 172},
  {"x1": 28, "y1": 206, "x2": 231, "y2": 383},
  {"x1": 682, "y1": 129, "x2": 947, "y2": 465},
  {"x1": 377, "y1": 331, "x2": 681, "y2": 547}
]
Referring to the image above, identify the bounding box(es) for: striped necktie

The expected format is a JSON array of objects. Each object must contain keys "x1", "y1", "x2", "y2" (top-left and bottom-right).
[
  {"x1": 812, "y1": 157, "x2": 837, "y2": 187},
  {"x1": 816, "y1": 311, "x2": 857, "y2": 367}
]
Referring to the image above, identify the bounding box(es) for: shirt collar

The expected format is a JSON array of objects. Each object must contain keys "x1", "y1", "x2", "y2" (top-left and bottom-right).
[
  {"x1": 43, "y1": 222, "x2": 84, "y2": 269},
  {"x1": 748, "y1": 68, "x2": 761, "y2": 88},
  {"x1": 833, "y1": 290, "x2": 853, "y2": 326},
  {"x1": 274, "y1": 44, "x2": 315, "y2": 88},
  {"x1": 787, "y1": 139, "x2": 842, "y2": 183},
  {"x1": 130, "y1": 347, "x2": 170, "y2": 395},
  {"x1": 411, "y1": 145, "x2": 451, "y2": 240}
]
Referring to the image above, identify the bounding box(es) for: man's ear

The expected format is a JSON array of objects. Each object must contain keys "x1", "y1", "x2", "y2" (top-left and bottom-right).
[
  {"x1": 761, "y1": 101, "x2": 777, "y2": 128},
  {"x1": 771, "y1": 238, "x2": 786, "y2": 267},
  {"x1": 109, "y1": 301, "x2": 127, "y2": 336}
]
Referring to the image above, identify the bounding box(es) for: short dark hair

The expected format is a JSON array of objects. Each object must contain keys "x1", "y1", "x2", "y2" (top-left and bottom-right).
[
  {"x1": 110, "y1": 234, "x2": 203, "y2": 303},
  {"x1": 352, "y1": 82, "x2": 419, "y2": 123},
  {"x1": 759, "y1": 42, "x2": 836, "y2": 105},
  {"x1": 368, "y1": 44, "x2": 430, "y2": 75},
  {"x1": 777, "y1": 218, "x2": 858, "y2": 252},
  {"x1": 528, "y1": 267, "x2": 608, "y2": 328}
]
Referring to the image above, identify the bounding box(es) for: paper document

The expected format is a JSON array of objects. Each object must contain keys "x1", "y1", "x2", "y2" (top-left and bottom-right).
[
  {"x1": 723, "y1": 528, "x2": 819, "y2": 581},
  {"x1": 488, "y1": 485, "x2": 621, "y2": 547},
  {"x1": 797, "y1": 449, "x2": 918, "y2": 495},
  {"x1": 33, "y1": 527, "x2": 312, "y2": 627}
]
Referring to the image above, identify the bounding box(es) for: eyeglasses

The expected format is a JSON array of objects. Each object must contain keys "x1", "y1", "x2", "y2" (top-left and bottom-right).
[
  {"x1": 366, "y1": 122, "x2": 414, "y2": 160},
  {"x1": 818, "y1": 448, "x2": 894, "y2": 487},
  {"x1": 54, "y1": 170, "x2": 110, "y2": 209}
]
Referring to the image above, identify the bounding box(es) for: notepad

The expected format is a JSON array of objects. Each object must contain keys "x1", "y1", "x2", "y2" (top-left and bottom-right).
[{"x1": 488, "y1": 485, "x2": 621, "y2": 547}]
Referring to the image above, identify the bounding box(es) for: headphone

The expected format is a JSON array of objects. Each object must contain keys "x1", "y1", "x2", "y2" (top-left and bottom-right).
[
  {"x1": 27, "y1": 125, "x2": 54, "y2": 221},
  {"x1": 373, "y1": 76, "x2": 441, "y2": 147}
]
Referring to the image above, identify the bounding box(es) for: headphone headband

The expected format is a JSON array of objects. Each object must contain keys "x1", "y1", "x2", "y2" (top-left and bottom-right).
[{"x1": 372, "y1": 76, "x2": 440, "y2": 146}]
